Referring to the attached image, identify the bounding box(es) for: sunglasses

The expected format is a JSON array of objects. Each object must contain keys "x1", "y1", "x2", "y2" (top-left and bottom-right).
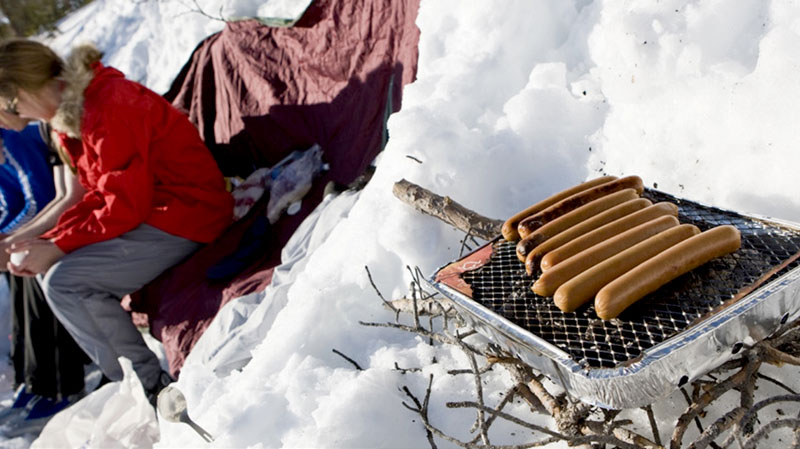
[{"x1": 5, "y1": 96, "x2": 17, "y2": 116}]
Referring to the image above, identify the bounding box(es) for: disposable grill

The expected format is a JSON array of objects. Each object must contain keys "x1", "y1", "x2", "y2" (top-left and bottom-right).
[{"x1": 430, "y1": 189, "x2": 800, "y2": 408}]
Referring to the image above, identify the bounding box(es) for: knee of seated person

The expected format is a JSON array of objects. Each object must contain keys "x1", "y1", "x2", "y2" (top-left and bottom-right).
[{"x1": 40, "y1": 260, "x2": 81, "y2": 301}]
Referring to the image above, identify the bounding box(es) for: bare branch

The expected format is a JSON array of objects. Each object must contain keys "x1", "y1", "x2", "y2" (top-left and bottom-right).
[
  {"x1": 524, "y1": 371, "x2": 561, "y2": 418},
  {"x1": 448, "y1": 364, "x2": 493, "y2": 376},
  {"x1": 393, "y1": 179, "x2": 502, "y2": 241},
  {"x1": 757, "y1": 372, "x2": 798, "y2": 394},
  {"x1": 486, "y1": 356, "x2": 528, "y2": 366},
  {"x1": 743, "y1": 418, "x2": 800, "y2": 449},
  {"x1": 773, "y1": 322, "x2": 800, "y2": 348},
  {"x1": 672, "y1": 361, "x2": 756, "y2": 449},
  {"x1": 482, "y1": 387, "x2": 518, "y2": 431},
  {"x1": 386, "y1": 297, "x2": 457, "y2": 317},
  {"x1": 643, "y1": 404, "x2": 662, "y2": 447},
  {"x1": 359, "y1": 320, "x2": 483, "y2": 356},
  {"x1": 456, "y1": 329, "x2": 478, "y2": 340},
  {"x1": 172, "y1": 0, "x2": 227, "y2": 21},
  {"x1": 459, "y1": 226, "x2": 474, "y2": 258},
  {"x1": 365, "y1": 265, "x2": 399, "y2": 317},
  {"x1": 400, "y1": 375, "x2": 438, "y2": 449},
  {"x1": 727, "y1": 393, "x2": 800, "y2": 446},
  {"x1": 406, "y1": 265, "x2": 422, "y2": 329},
  {"x1": 687, "y1": 406, "x2": 745, "y2": 449},
  {"x1": 394, "y1": 362, "x2": 422, "y2": 374},
  {"x1": 497, "y1": 363, "x2": 546, "y2": 413},
  {"x1": 794, "y1": 412, "x2": 800, "y2": 449},
  {"x1": 332, "y1": 348, "x2": 363, "y2": 371},
  {"x1": 446, "y1": 400, "x2": 565, "y2": 438},
  {"x1": 457, "y1": 337, "x2": 490, "y2": 445},
  {"x1": 582, "y1": 420, "x2": 664, "y2": 449},
  {"x1": 766, "y1": 345, "x2": 800, "y2": 366}
]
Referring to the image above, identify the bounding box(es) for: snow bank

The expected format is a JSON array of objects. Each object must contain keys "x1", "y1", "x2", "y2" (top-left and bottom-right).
[
  {"x1": 588, "y1": 0, "x2": 800, "y2": 221},
  {"x1": 47, "y1": 0, "x2": 225, "y2": 94},
  {"x1": 0, "y1": 0, "x2": 796, "y2": 447}
]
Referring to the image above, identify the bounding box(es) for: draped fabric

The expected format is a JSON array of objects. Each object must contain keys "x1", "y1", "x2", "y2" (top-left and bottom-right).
[{"x1": 127, "y1": 0, "x2": 420, "y2": 376}]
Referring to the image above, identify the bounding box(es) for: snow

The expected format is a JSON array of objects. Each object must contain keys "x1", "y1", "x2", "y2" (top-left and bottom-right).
[{"x1": 1, "y1": 0, "x2": 800, "y2": 447}]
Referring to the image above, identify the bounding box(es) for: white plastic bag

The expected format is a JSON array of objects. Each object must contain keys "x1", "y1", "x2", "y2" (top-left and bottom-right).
[
  {"x1": 32, "y1": 357, "x2": 159, "y2": 449},
  {"x1": 230, "y1": 144, "x2": 326, "y2": 222},
  {"x1": 266, "y1": 144, "x2": 325, "y2": 224}
]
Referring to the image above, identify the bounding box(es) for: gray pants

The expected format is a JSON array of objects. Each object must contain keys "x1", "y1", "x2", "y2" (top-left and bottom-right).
[{"x1": 40, "y1": 224, "x2": 201, "y2": 390}]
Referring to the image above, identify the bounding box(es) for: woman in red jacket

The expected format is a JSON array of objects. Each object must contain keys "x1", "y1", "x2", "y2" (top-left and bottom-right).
[{"x1": 0, "y1": 39, "x2": 234, "y2": 402}]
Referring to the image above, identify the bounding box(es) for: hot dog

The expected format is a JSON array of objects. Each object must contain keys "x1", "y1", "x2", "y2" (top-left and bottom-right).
[
  {"x1": 516, "y1": 189, "x2": 640, "y2": 265},
  {"x1": 539, "y1": 202, "x2": 679, "y2": 271},
  {"x1": 531, "y1": 215, "x2": 680, "y2": 297},
  {"x1": 553, "y1": 223, "x2": 700, "y2": 313},
  {"x1": 594, "y1": 225, "x2": 741, "y2": 320},
  {"x1": 518, "y1": 175, "x2": 644, "y2": 239},
  {"x1": 521, "y1": 198, "x2": 652, "y2": 269},
  {"x1": 502, "y1": 175, "x2": 617, "y2": 241}
]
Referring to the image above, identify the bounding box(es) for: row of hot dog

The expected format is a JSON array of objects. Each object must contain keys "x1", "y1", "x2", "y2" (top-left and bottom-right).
[{"x1": 503, "y1": 175, "x2": 741, "y2": 319}]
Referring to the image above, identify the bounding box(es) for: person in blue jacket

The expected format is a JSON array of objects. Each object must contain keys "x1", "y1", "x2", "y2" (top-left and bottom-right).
[
  {"x1": 0, "y1": 109, "x2": 90, "y2": 437},
  {"x1": 0, "y1": 120, "x2": 55, "y2": 234}
]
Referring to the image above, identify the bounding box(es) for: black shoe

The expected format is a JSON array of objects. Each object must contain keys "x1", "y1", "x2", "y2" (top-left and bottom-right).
[{"x1": 146, "y1": 371, "x2": 174, "y2": 407}]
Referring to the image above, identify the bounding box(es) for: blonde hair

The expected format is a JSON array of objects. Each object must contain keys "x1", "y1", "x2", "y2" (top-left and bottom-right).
[{"x1": 0, "y1": 39, "x2": 102, "y2": 99}]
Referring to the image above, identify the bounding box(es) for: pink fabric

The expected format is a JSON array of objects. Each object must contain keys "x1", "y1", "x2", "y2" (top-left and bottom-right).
[{"x1": 128, "y1": 0, "x2": 420, "y2": 376}]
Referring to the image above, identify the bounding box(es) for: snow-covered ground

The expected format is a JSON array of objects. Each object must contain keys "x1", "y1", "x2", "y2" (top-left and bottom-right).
[{"x1": 2, "y1": 0, "x2": 800, "y2": 447}]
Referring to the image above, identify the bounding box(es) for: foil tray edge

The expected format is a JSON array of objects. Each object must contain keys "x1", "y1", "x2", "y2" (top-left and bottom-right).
[{"x1": 429, "y1": 265, "x2": 800, "y2": 409}]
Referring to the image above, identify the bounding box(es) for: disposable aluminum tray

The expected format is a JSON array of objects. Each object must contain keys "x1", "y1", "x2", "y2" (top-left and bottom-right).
[{"x1": 429, "y1": 189, "x2": 800, "y2": 409}]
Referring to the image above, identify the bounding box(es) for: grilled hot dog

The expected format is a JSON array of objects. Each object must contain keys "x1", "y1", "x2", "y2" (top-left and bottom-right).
[
  {"x1": 553, "y1": 223, "x2": 700, "y2": 313},
  {"x1": 516, "y1": 189, "x2": 640, "y2": 264},
  {"x1": 539, "y1": 202, "x2": 679, "y2": 271},
  {"x1": 594, "y1": 225, "x2": 741, "y2": 320},
  {"x1": 531, "y1": 215, "x2": 680, "y2": 297},
  {"x1": 502, "y1": 176, "x2": 617, "y2": 241},
  {"x1": 520, "y1": 198, "x2": 652, "y2": 269},
  {"x1": 518, "y1": 175, "x2": 644, "y2": 239}
]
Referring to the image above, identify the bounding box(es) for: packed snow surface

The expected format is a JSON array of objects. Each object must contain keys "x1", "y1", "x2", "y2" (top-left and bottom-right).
[{"x1": 1, "y1": 0, "x2": 799, "y2": 447}]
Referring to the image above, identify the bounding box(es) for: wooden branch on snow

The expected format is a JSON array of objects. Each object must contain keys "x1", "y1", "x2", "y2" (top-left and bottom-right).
[
  {"x1": 400, "y1": 375, "x2": 438, "y2": 449},
  {"x1": 385, "y1": 297, "x2": 457, "y2": 317},
  {"x1": 332, "y1": 348, "x2": 363, "y2": 371},
  {"x1": 392, "y1": 179, "x2": 503, "y2": 241}
]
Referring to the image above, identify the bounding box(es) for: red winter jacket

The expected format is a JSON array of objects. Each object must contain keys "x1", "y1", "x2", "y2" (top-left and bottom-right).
[{"x1": 43, "y1": 64, "x2": 233, "y2": 253}]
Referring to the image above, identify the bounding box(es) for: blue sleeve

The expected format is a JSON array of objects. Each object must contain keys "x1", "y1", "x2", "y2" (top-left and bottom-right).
[
  {"x1": 0, "y1": 125, "x2": 56, "y2": 233},
  {"x1": 0, "y1": 161, "x2": 25, "y2": 232}
]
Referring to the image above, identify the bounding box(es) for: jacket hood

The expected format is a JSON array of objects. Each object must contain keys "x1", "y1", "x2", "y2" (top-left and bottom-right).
[{"x1": 50, "y1": 44, "x2": 103, "y2": 139}]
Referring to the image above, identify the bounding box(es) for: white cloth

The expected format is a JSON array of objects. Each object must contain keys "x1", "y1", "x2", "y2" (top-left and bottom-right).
[
  {"x1": 184, "y1": 189, "x2": 360, "y2": 376},
  {"x1": 32, "y1": 357, "x2": 159, "y2": 449}
]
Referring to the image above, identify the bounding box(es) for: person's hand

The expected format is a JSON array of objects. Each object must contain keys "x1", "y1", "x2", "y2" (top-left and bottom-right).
[{"x1": 7, "y1": 239, "x2": 64, "y2": 277}]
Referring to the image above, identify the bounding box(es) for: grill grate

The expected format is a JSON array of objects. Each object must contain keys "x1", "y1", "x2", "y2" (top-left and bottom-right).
[{"x1": 460, "y1": 190, "x2": 800, "y2": 369}]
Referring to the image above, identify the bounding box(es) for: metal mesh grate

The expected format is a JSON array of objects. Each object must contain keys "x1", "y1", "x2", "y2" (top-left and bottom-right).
[{"x1": 460, "y1": 190, "x2": 800, "y2": 369}]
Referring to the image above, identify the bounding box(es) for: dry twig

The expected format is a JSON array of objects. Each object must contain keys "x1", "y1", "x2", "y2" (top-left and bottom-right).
[
  {"x1": 392, "y1": 179, "x2": 502, "y2": 241},
  {"x1": 332, "y1": 349, "x2": 363, "y2": 371},
  {"x1": 401, "y1": 375, "x2": 437, "y2": 449}
]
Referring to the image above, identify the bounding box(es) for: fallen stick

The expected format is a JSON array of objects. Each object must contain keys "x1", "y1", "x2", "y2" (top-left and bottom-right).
[
  {"x1": 392, "y1": 179, "x2": 503, "y2": 241},
  {"x1": 386, "y1": 297, "x2": 456, "y2": 317}
]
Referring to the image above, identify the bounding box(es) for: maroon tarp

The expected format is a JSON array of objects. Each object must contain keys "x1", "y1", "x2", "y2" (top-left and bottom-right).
[{"x1": 127, "y1": 0, "x2": 420, "y2": 376}]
